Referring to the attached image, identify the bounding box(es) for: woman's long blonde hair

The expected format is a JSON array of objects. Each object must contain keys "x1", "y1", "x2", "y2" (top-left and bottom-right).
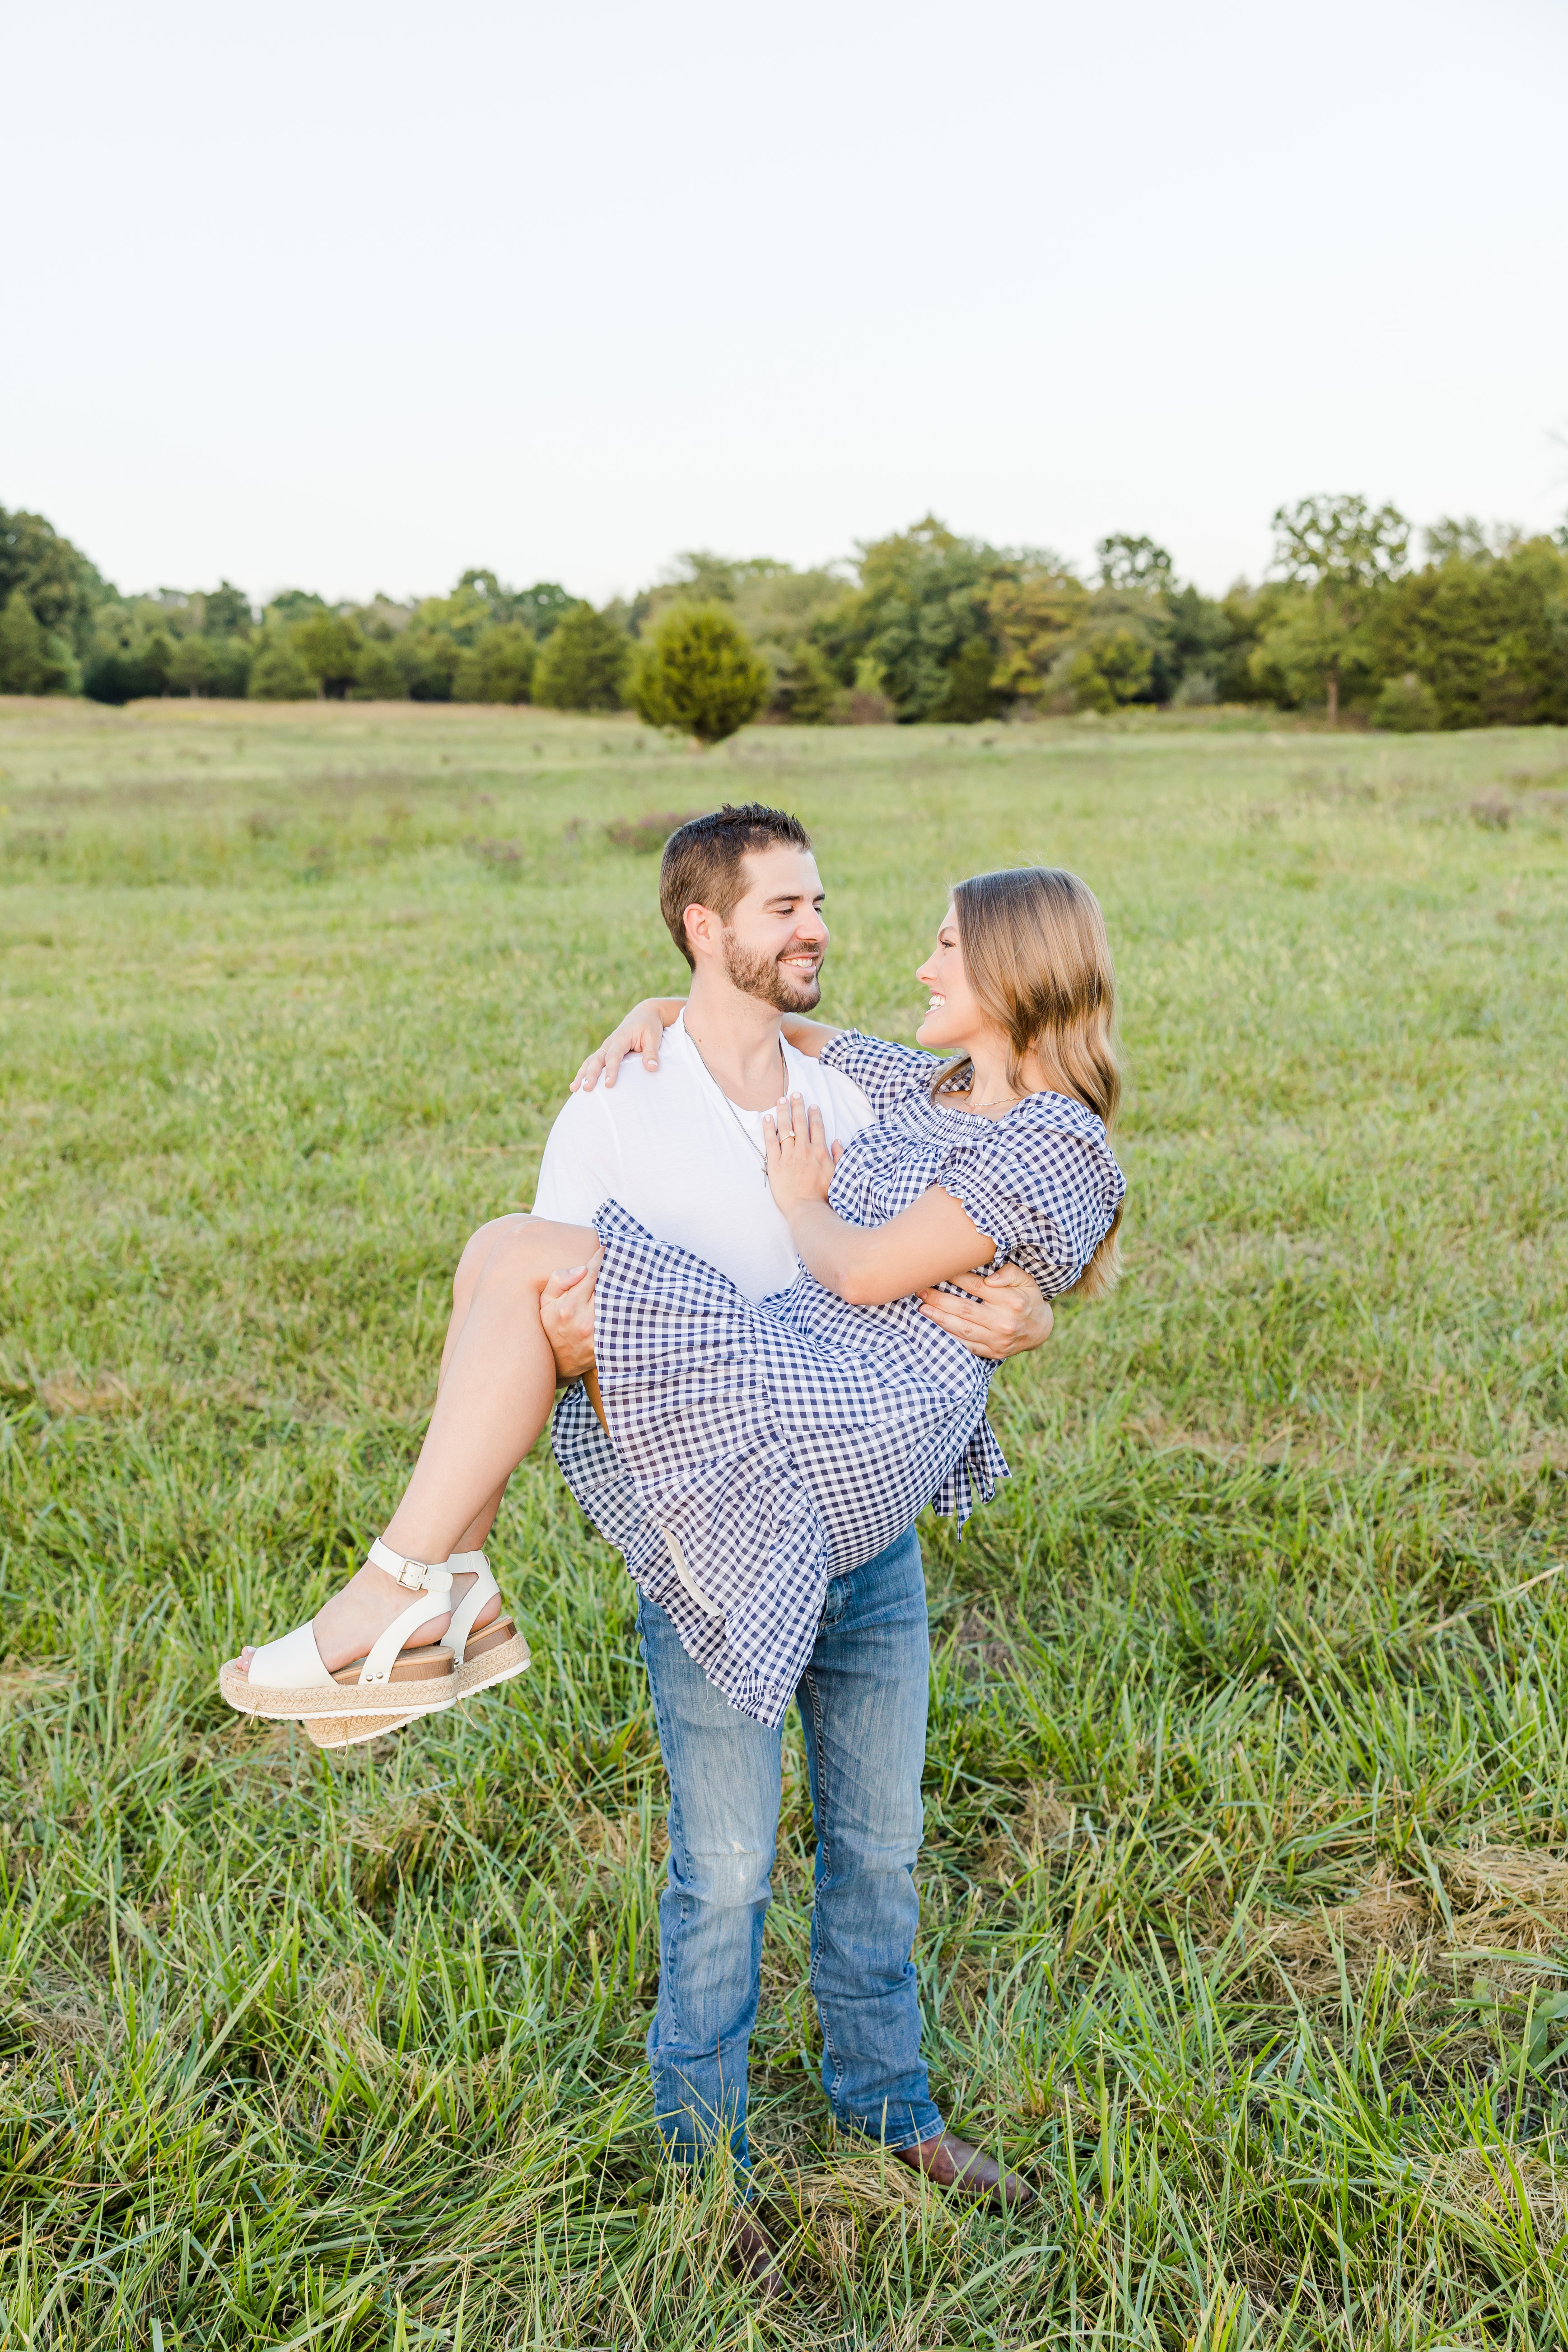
[{"x1": 935, "y1": 866, "x2": 1123, "y2": 1297}]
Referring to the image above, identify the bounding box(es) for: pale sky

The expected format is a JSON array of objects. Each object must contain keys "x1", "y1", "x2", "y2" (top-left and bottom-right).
[{"x1": 6, "y1": 0, "x2": 1566, "y2": 607}]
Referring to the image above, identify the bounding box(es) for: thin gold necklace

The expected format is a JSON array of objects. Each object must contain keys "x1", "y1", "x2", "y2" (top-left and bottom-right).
[
  {"x1": 686, "y1": 1029, "x2": 789, "y2": 1183},
  {"x1": 939, "y1": 1069, "x2": 1020, "y2": 1114}
]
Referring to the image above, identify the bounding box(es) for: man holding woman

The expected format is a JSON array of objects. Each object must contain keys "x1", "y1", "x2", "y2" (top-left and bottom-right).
[{"x1": 226, "y1": 803, "x2": 1127, "y2": 2276}]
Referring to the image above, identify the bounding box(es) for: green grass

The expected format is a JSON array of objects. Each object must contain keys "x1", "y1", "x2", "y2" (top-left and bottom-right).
[{"x1": 1, "y1": 694, "x2": 1567, "y2": 2348}]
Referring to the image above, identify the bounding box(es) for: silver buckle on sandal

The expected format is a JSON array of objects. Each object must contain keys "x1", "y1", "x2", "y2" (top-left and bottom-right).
[{"x1": 390, "y1": 1559, "x2": 452, "y2": 1595}]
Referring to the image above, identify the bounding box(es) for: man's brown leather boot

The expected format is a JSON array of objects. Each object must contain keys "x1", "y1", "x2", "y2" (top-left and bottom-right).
[
  {"x1": 891, "y1": 2131, "x2": 1036, "y2": 2209},
  {"x1": 728, "y1": 2210, "x2": 789, "y2": 2300}
]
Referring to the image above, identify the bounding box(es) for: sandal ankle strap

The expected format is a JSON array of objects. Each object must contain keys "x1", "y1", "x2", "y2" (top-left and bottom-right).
[
  {"x1": 367, "y1": 1536, "x2": 453, "y2": 1596},
  {"x1": 357, "y1": 1537, "x2": 456, "y2": 1686}
]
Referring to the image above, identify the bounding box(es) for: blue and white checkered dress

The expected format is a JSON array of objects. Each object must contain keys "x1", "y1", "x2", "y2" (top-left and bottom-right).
[{"x1": 552, "y1": 1031, "x2": 1125, "y2": 1727}]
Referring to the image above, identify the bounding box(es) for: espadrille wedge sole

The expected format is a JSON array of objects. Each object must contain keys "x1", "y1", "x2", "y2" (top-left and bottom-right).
[
  {"x1": 219, "y1": 1539, "x2": 461, "y2": 1727},
  {"x1": 299, "y1": 1551, "x2": 529, "y2": 1750},
  {"x1": 219, "y1": 1642, "x2": 457, "y2": 1724}
]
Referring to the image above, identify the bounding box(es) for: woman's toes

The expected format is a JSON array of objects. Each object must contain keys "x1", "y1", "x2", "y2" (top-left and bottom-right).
[{"x1": 238, "y1": 1646, "x2": 255, "y2": 1674}]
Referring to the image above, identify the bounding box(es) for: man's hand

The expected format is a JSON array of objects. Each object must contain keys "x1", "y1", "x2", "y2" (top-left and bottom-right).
[
  {"x1": 917, "y1": 1262, "x2": 1053, "y2": 1361},
  {"x1": 539, "y1": 1247, "x2": 602, "y2": 1381}
]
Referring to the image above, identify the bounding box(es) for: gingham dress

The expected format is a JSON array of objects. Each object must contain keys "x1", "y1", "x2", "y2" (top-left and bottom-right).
[{"x1": 552, "y1": 1031, "x2": 1125, "y2": 1727}]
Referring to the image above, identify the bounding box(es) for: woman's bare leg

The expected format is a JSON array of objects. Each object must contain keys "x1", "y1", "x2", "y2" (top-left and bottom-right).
[{"x1": 236, "y1": 1215, "x2": 599, "y2": 1675}]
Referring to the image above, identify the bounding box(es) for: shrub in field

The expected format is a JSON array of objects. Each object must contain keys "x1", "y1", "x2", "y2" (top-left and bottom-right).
[
  {"x1": 630, "y1": 603, "x2": 770, "y2": 744},
  {"x1": 455, "y1": 621, "x2": 538, "y2": 704},
  {"x1": 1373, "y1": 671, "x2": 1441, "y2": 732},
  {"x1": 532, "y1": 602, "x2": 633, "y2": 712}
]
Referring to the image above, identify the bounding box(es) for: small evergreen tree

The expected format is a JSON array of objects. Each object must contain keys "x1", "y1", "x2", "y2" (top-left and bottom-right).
[
  {"x1": 532, "y1": 604, "x2": 632, "y2": 712},
  {"x1": 770, "y1": 640, "x2": 840, "y2": 723},
  {"x1": 630, "y1": 604, "x2": 770, "y2": 744}
]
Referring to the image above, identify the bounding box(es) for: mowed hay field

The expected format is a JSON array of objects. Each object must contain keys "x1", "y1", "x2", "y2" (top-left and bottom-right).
[{"x1": 2, "y1": 695, "x2": 1568, "y2": 2351}]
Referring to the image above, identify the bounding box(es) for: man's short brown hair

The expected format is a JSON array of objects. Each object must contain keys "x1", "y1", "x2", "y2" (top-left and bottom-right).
[{"x1": 658, "y1": 803, "x2": 813, "y2": 969}]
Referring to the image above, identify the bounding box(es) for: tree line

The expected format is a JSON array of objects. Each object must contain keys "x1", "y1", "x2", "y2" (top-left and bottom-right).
[{"x1": 2, "y1": 498, "x2": 1565, "y2": 740}]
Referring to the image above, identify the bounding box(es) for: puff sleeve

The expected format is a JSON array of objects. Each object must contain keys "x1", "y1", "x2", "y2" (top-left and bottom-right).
[
  {"x1": 819, "y1": 1030, "x2": 940, "y2": 1115},
  {"x1": 936, "y1": 1102, "x2": 1125, "y2": 1296}
]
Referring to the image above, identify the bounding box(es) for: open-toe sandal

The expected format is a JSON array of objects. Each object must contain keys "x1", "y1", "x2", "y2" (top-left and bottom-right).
[
  {"x1": 302, "y1": 1549, "x2": 531, "y2": 1749},
  {"x1": 219, "y1": 1539, "x2": 460, "y2": 1730}
]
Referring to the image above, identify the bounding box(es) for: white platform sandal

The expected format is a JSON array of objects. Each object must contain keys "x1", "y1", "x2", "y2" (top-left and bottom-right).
[
  {"x1": 302, "y1": 1549, "x2": 532, "y2": 1750},
  {"x1": 219, "y1": 1538, "x2": 462, "y2": 1728}
]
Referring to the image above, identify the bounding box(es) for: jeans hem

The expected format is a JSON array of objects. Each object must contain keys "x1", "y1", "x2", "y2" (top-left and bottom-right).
[{"x1": 835, "y1": 2108, "x2": 945, "y2": 2154}]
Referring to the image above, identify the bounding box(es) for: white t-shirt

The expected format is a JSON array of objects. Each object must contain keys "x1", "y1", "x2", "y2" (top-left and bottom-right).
[{"x1": 532, "y1": 1013, "x2": 875, "y2": 1302}]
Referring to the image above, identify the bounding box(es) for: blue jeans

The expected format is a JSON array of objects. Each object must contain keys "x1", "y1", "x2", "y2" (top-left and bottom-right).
[{"x1": 637, "y1": 1522, "x2": 943, "y2": 2171}]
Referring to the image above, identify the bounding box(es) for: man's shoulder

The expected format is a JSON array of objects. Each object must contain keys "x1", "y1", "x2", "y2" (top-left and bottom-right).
[
  {"x1": 788, "y1": 1039, "x2": 874, "y2": 1133},
  {"x1": 549, "y1": 1040, "x2": 694, "y2": 1138}
]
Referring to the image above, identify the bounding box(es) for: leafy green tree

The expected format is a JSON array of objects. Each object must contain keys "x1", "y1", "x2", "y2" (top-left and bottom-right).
[
  {"x1": 266, "y1": 589, "x2": 329, "y2": 627},
  {"x1": 770, "y1": 640, "x2": 841, "y2": 723},
  {"x1": 394, "y1": 627, "x2": 461, "y2": 701},
  {"x1": 826, "y1": 516, "x2": 1011, "y2": 723},
  {"x1": 988, "y1": 565, "x2": 1087, "y2": 709},
  {"x1": 459, "y1": 572, "x2": 574, "y2": 640},
  {"x1": 0, "y1": 587, "x2": 69, "y2": 693},
  {"x1": 411, "y1": 584, "x2": 491, "y2": 647},
  {"x1": 293, "y1": 612, "x2": 364, "y2": 698},
  {"x1": 1097, "y1": 533, "x2": 1174, "y2": 593},
  {"x1": 1423, "y1": 515, "x2": 1522, "y2": 564},
  {"x1": 1367, "y1": 536, "x2": 1568, "y2": 728},
  {"x1": 454, "y1": 623, "x2": 537, "y2": 703},
  {"x1": 247, "y1": 626, "x2": 313, "y2": 700},
  {"x1": 201, "y1": 580, "x2": 253, "y2": 636},
  {"x1": 1064, "y1": 626, "x2": 1156, "y2": 713},
  {"x1": 532, "y1": 603, "x2": 632, "y2": 712},
  {"x1": 1256, "y1": 494, "x2": 1409, "y2": 721},
  {"x1": 629, "y1": 604, "x2": 770, "y2": 744},
  {"x1": 206, "y1": 636, "x2": 252, "y2": 698},
  {"x1": 936, "y1": 634, "x2": 1004, "y2": 721},
  {"x1": 0, "y1": 508, "x2": 107, "y2": 658},
  {"x1": 1372, "y1": 672, "x2": 1442, "y2": 731},
  {"x1": 170, "y1": 636, "x2": 213, "y2": 695},
  {"x1": 351, "y1": 641, "x2": 405, "y2": 700}
]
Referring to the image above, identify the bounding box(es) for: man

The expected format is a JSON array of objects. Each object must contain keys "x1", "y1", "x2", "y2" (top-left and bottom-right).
[{"x1": 533, "y1": 805, "x2": 1047, "y2": 2276}]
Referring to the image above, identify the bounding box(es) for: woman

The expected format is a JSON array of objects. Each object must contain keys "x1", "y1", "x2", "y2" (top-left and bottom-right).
[{"x1": 221, "y1": 866, "x2": 1125, "y2": 1741}]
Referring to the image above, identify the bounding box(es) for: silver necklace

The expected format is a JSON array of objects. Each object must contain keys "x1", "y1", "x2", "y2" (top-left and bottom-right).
[{"x1": 687, "y1": 1030, "x2": 788, "y2": 1184}]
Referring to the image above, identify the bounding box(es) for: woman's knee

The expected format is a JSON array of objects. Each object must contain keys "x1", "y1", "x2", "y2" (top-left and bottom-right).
[{"x1": 453, "y1": 1213, "x2": 530, "y2": 1302}]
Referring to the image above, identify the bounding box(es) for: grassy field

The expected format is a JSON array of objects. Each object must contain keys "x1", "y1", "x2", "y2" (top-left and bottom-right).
[{"x1": 1, "y1": 695, "x2": 1567, "y2": 2350}]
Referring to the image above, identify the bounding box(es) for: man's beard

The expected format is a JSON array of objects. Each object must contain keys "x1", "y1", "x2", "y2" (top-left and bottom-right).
[{"x1": 721, "y1": 929, "x2": 823, "y2": 1013}]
